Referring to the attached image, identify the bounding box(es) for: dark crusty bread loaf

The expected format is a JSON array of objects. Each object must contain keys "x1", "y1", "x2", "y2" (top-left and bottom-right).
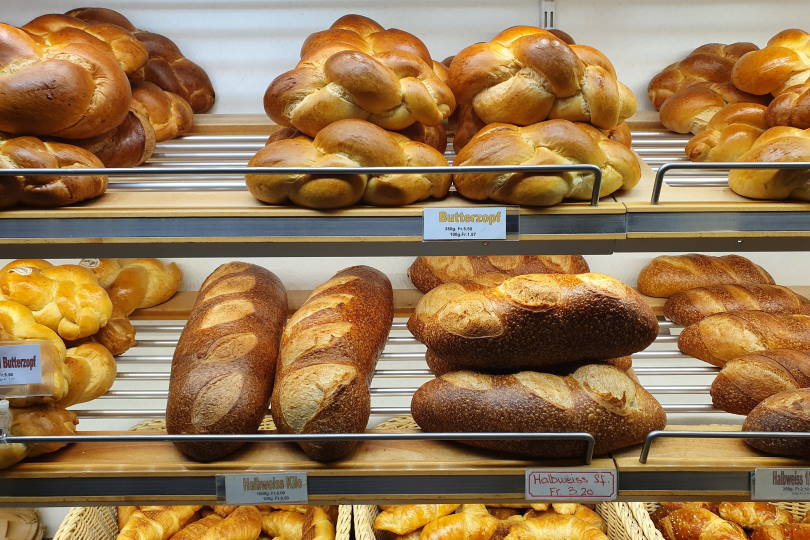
[
  {"x1": 711, "y1": 349, "x2": 810, "y2": 415},
  {"x1": 411, "y1": 364, "x2": 666, "y2": 458},
  {"x1": 678, "y1": 311, "x2": 810, "y2": 367},
  {"x1": 637, "y1": 254, "x2": 774, "y2": 298},
  {"x1": 166, "y1": 262, "x2": 287, "y2": 461},
  {"x1": 408, "y1": 256, "x2": 590, "y2": 293},
  {"x1": 743, "y1": 388, "x2": 810, "y2": 458},
  {"x1": 424, "y1": 348, "x2": 632, "y2": 376},
  {"x1": 664, "y1": 284, "x2": 810, "y2": 326},
  {"x1": 407, "y1": 273, "x2": 658, "y2": 372},
  {"x1": 271, "y1": 265, "x2": 393, "y2": 461}
]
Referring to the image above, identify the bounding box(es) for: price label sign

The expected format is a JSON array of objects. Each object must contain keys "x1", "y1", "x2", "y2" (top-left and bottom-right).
[
  {"x1": 753, "y1": 468, "x2": 810, "y2": 501},
  {"x1": 218, "y1": 473, "x2": 308, "y2": 505},
  {"x1": 525, "y1": 469, "x2": 617, "y2": 501},
  {"x1": 423, "y1": 207, "x2": 508, "y2": 240},
  {"x1": 0, "y1": 344, "x2": 42, "y2": 386}
]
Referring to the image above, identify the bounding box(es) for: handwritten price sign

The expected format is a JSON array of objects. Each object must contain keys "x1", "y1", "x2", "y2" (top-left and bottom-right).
[{"x1": 525, "y1": 469, "x2": 617, "y2": 501}]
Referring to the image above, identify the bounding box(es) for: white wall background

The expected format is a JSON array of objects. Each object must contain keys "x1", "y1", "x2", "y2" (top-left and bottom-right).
[{"x1": 6, "y1": 0, "x2": 808, "y2": 114}]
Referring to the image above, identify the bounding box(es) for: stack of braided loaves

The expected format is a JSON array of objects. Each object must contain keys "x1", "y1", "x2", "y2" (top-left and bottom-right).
[
  {"x1": 649, "y1": 29, "x2": 810, "y2": 201},
  {"x1": 0, "y1": 8, "x2": 214, "y2": 209}
]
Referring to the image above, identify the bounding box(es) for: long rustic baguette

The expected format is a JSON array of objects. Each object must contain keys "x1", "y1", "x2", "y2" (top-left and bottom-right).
[
  {"x1": 664, "y1": 284, "x2": 810, "y2": 326},
  {"x1": 711, "y1": 349, "x2": 810, "y2": 415},
  {"x1": 166, "y1": 262, "x2": 287, "y2": 461},
  {"x1": 743, "y1": 388, "x2": 810, "y2": 458},
  {"x1": 408, "y1": 273, "x2": 658, "y2": 372},
  {"x1": 637, "y1": 254, "x2": 774, "y2": 298},
  {"x1": 678, "y1": 311, "x2": 810, "y2": 367},
  {"x1": 411, "y1": 365, "x2": 666, "y2": 458},
  {"x1": 271, "y1": 265, "x2": 393, "y2": 461}
]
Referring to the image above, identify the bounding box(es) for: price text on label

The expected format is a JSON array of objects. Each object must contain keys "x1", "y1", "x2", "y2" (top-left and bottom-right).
[
  {"x1": 423, "y1": 207, "x2": 507, "y2": 240},
  {"x1": 525, "y1": 469, "x2": 617, "y2": 501},
  {"x1": 221, "y1": 473, "x2": 308, "y2": 505},
  {"x1": 753, "y1": 468, "x2": 810, "y2": 501},
  {"x1": 0, "y1": 344, "x2": 42, "y2": 386}
]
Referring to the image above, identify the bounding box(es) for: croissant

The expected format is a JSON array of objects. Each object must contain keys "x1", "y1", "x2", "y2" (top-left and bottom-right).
[
  {"x1": 303, "y1": 507, "x2": 336, "y2": 540},
  {"x1": 211, "y1": 506, "x2": 238, "y2": 517},
  {"x1": 374, "y1": 505, "x2": 459, "y2": 535},
  {"x1": 261, "y1": 511, "x2": 304, "y2": 539},
  {"x1": 116, "y1": 506, "x2": 200, "y2": 540},
  {"x1": 169, "y1": 514, "x2": 222, "y2": 540},
  {"x1": 200, "y1": 506, "x2": 261, "y2": 540},
  {"x1": 659, "y1": 508, "x2": 748, "y2": 540},
  {"x1": 719, "y1": 503, "x2": 794, "y2": 529},
  {"x1": 418, "y1": 511, "x2": 498, "y2": 540},
  {"x1": 504, "y1": 514, "x2": 608, "y2": 540},
  {"x1": 118, "y1": 507, "x2": 137, "y2": 531},
  {"x1": 751, "y1": 524, "x2": 810, "y2": 540}
]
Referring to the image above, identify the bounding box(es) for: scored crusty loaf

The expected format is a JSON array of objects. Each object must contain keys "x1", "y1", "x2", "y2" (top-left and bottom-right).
[
  {"x1": 711, "y1": 349, "x2": 810, "y2": 414},
  {"x1": 743, "y1": 388, "x2": 810, "y2": 458},
  {"x1": 271, "y1": 265, "x2": 393, "y2": 461},
  {"x1": 658, "y1": 81, "x2": 769, "y2": 135},
  {"x1": 636, "y1": 254, "x2": 774, "y2": 298},
  {"x1": 732, "y1": 29, "x2": 810, "y2": 97},
  {"x1": 408, "y1": 273, "x2": 658, "y2": 371},
  {"x1": 767, "y1": 82, "x2": 810, "y2": 129},
  {"x1": 727, "y1": 126, "x2": 810, "y2": 201},
  {"x1": 679, "y1": 311, "x2": 810, "y2": 367},
  {"x1": 408, "y1": 256, "x2": 590, "y2": 293},
  {"x1": 718, "y1": 503, "x2": 795, "y2": 529},
  {"x1": 659, "y1": 508, "x2": 748, "y2": 540},
  {"x1": 411, "y1": 365, "x2": 666, "y2": 458},
  {"x1": 247, "y1": 118, "x2": 451, "y2": 209},
  {"x1": 684, "y1": 102, "x2": 769, "y2": 162},
  {"x1": 751, "y1": 523, "x2": 810, "y2": 540},
  {"x1": 0, "y1": 405, "x2": 78, "y2": 470},
  {"x1": 0, "y1": 136, "x2": 108, "y2": 209},
  {"x1": 664, "y1": 284, "x2": 810, "y2": 326},
  {"x1": 166, "y1": 262, "x2": 287, "y2": 461},
  {"x1": 452, "y1": 120, "x2": 641, "y2": 206},
  {"x1": 0, "y1": 23, "x2": 130, "y2": 139},
  {"x1": 424, "y1": 348, "x2": 632, "y2": 377}
]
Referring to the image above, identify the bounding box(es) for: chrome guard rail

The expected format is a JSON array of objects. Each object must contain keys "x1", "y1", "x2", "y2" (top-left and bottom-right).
[
  {"x1": 639, "y1": 430, "x2": 810, "y2": 463},
  {"x1": 0, "y1": 164, "x2": 605, "y2": 206},
  {"x1": 651, "y1": 162, "x2": 810, "y2": 204}
]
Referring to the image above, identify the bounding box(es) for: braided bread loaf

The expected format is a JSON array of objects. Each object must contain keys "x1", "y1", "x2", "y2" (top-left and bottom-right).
[
  {"x1": 733, "y1": 29, "x2": 810, "y2": 96},
  {"x1": 0, "y1": 136, "x2": 108, "y2": 209},
  {"x1": 0, "y1": 23, "x2": 130, "y2": 139},
  {"x1": 0, "y1": 405, "x2": 77, "y2": 470},
  {"x1": 452, "y1": 120, "x2": 641, "y2": 206},
  {"x1": 411, "y1": 365, "x2": 666, "y2": 458},
  {"x1": 61, "y1": 109, "x2": 156, "y2": 168},
  {"x1": 265, "y1": 120, "x2": 447, "y2": 153},
  {"x1": 728, "y1": 126, "x2": 810, "y2": 201},
  {"x1": 767, "y1": 82, "x2": 810, "y2": 128},
  {"x1": 684, "y1": 102, "x2": 769, "y2": 161},
  {"x1": 407, "y1": 273, "x2": 658, "y2": 371},
  {"x1": 247, "y1": 119, "x2": 451, "y2": 208},
  {"x1": 0, "y1": 262, "x2": 112, "y2": 340},
  {"x1": 131, "y1": 81, "x2": 194, "y2": 141},
  {"x1": 66, "y1": 7, "x2": 216, "y2": 113},
  {"x1": 22, "y1": 13, "x2": 147, "y2": 75},
  {"x1": 408, "y1": 255, "x2": 590, "y2": 293},
  {"x1": 659, "y1": 81, "x2": 770, "y2": 134},
  {"x1": 271, "y1": 266, "x2": 393, "y2": 461},
  {"x1": 264, "y1": 15, "x2": 454, "y2": 137}
]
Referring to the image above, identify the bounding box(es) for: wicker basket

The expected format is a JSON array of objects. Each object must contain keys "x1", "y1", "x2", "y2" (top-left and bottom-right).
[
  {"x1": 628, "y1": 502, "x2": 810, "y2": 540},
  {"x1": 353, "y1": 502, "x2": 647, "y2": 540}
]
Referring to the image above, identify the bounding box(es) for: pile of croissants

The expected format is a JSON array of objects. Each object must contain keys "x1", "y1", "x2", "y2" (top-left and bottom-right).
[
  {"x1": 0, "y1": 8, "x2": 214, "y2": 209},
  {"x1": 247, "y1": 14, "x2": 642, "y2": 209},
  {"x1": 0, "y1": 257, "x2": 181, "y2": 469},
  {"x1": 651, "y1": 502, "x2": 810, "y2": 540},
  {"x1": 648, "y1": 29, "x2": 810, "y2": 201}
]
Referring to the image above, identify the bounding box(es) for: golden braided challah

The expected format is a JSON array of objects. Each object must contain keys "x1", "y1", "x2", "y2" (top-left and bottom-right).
[
  {"x1": 766, "y1": 81, "x2": 810, "y2": 128},
  {"x1": 0, "y1": 405, "x2": 77, "y2": 470},
  {"x1": 61, "y1": 108, "x2": 156, "y2": 168},
  {"x1": 659, "y1": 81, "x2": 769, "y2": 134},
  {"x1": 0, "y1": 23, "x2": 131, "y2": 139},
  {"x1": 131, "y1": 81, "x2": 194, "y2": 141},
  {"x1": 728, "y1": 126, "x2": 810, "y2": 201},
  {"x1": 452, "y1": 120, "x2": 641, "y2": 206},
  {"x1": 733, "y1": 29, "x2": 810, "y2": 97},
  {"x1": 0, "y1": 136, "x2": 108, "y2": 209},
  {"x1": 22, "y1": 13, "x2": 147, "y2": 76},
  {"x1": 0, "y1": 262, "x2": 112, "y2": 341},
  {"x1": 685, "y1": 102, "x2": 769, "y2": 162},
  {"x1": 264, "y1": 14, "x2": 455, "y2": 137},
  {"x1": 448, "y1": 26, "x2": 636, "y2": 150},
  {"x1": 247, "y1": 118, "x2": 451, "y2": 208}
]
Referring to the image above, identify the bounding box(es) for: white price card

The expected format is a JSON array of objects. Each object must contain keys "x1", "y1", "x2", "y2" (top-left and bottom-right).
[
  {"x1": 0, "y1": 344, "x2": 42, "y2": 386},
  {"x1": 753, "y1": 468, "x2": 810, "y2": 501},
  {"x1": 525, "y1": 469, "x2": 617, "y2": 501},
  {"x1": 423, "y1": 207, "x2": 507, "y2": 240},
  {"x1": 219, "y1": 473, "x2": 308, "y2": 505}
]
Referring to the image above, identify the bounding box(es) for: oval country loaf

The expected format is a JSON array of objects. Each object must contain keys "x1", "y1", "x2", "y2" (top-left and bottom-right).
[
  {"x1": 711, "y1": 349, "x2": 810, "y2": 415},
  {"x1": 424, "y1": 348, "x2": 633, "y2": 376},
  {"x1": 407, "y1": 273, "x2": 658, "y2": 371},
  {"x1": 271, "y1": 265, "x2": 393, "y2": 461},
  {"x1": 664, "y1": 284, "x2": 810, "y2": 326},
  {"x1": 743, "y1": 388, "x2": 810, "y2": 458},
  {"x1": 411, "y1": 365, "x2": 666, "y2": 458},
  {"x1": 407, "y1": 255, "x2": 590, "y2": 293},
  {"x1": 678, "y1": 311, "x2": 810, "y2": 367},
  {"x1": 637, "y1": 254, "x2": 774, "y2": 298},
  {"x1": 166, "y1": 262, "x2": 287, "y2": 461}
]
